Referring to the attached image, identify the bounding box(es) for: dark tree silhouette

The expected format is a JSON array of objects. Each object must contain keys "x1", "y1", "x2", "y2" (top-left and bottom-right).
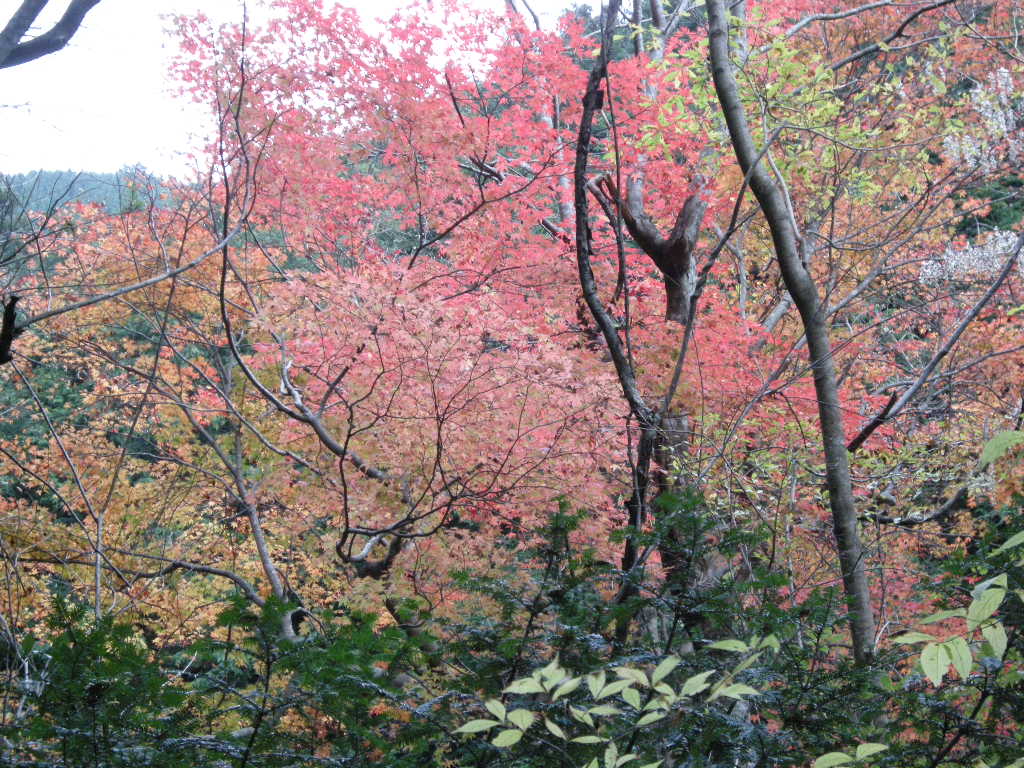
[{"x1": 0, "y1": 0, "x2": 102, "y2": 69}]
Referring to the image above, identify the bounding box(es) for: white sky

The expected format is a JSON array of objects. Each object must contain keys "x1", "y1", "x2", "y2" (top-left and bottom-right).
[{"x1": 0, "y1": 0, "x2": 568, "y2": 178}]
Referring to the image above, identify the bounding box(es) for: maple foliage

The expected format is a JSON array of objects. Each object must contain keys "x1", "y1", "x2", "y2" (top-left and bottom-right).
[{"x1": 0, "y1": 0, "x2": 1023, "y2": 764}]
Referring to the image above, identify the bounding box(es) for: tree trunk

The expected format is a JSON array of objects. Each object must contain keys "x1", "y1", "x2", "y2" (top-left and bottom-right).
[{"x1": 706, "y1": 0, "x2": 875, "y2": 664}]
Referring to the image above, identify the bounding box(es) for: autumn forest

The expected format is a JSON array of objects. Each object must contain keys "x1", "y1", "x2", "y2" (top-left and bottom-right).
[{"x1": 0, "y1": 0, "x2": 1022, "y2": 766}]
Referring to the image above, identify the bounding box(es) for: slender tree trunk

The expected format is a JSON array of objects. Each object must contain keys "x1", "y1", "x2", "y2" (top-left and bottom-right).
[{"x1": 706, "y1": 0, "x2": 875, "y2": 664}]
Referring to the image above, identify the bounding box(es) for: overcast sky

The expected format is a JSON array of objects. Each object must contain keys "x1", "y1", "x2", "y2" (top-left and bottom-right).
[{"x1": 0, "y1": 0, "x2": 566, "y2": 178}]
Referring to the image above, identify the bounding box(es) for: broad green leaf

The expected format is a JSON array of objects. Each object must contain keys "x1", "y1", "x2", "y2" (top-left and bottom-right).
[
  {"x1": 570, "y1": 706, "x2": 594, "y2": 727},
  {"x1": 680, "y1": 670, "x2": 715, "y2": 697},
  {"x1": 707, "y1": 638, "x2": 748, "y2": 653},
  {"x1": 813, "y1": 752, "x2": 852, "y2": 768},
  {"x1": 604, "y1": 742, "x2": 618, "y2": 768},
  {"x1": 571, "y1": 735, "x2": 606, "y2": 744},
  {"x1": 588, "y1": 704, "x2": 621, "y2": 717},
  {"x1": 544, "y1": 718, "x2": 566, "y2": 739},
  {"x1": 597, "y1": 680, "x2": 634, "y2": 699},
  {"x1": 507, "y1": 709, "x2": 535, "y2": 730},
  {"x1": 730, "y1": 651, "x2": 762, "y2": 677},
  {"x1": 505, "y1": 677, "x2": 545, "y2": 694},
  {"x1": 491, "y1": 728, "x2": 523, "y2": 747},
  {"x1": 455, "y1": 719, "x2": 500, "y2": 734},
  {"x1": 971, "y1": 574, "x2": 1007, "y2": 600},
  {"x1": 636, "y1": 711, "x2": 665, "y2": 726},
  {"x1": 638, "y1": 763, "x2": 663, "y2": 768},
  {"x1": 979, "y1": 430, "x2": 1024, "y2": 468},
  {"x1": 541, "y1": 658, "x2": 561, "y2": 675},
  {"x1": 587, "y1": 670, "x2": 607, "y2": 698},
  {"x1": 967, "y1": 588, "x2": 1006, "y2": 631},
  {"x1": 553, "y1": 676, "x2": 582, "y2": 700},
  {"x1": 758, "y1": 634, "x2": 781, "y2": 652},
  {"x1": 710, "y1": 683, "x2": 759, "y2": 701},
  {"x1": 944, "y1": 637, "x2": 972, "y2": 679},
  {"x1": 981, "y1": 622, "x2": 1008, "y2": 659},
  {"x1": 651, "y1": 656, "x2": 680, "y2": 685},
  {"x1": 622, "y1": 686, "x2": 642, "y2": 709},
  {"x1": 893, "y1": 631, "x2": 936, "y2": 644},
  {"x1": 920, "y1": 609, "x2": 966, "y2": 624},
  {"x1": 921, "y1": 642, "x2": 949, "y2": 686},
  {"x1": 484, "y1": 700, "x2": 506, "y2": 721},
  {"x1": 614, "y1": 667, "x2": 648, "y2": 686},
  {"x1": 855, "y1": 743, "x2": 888, "y2": 760},
  {"x1": 991, "y1": 530, "x2": 1024, "y2": 556}
]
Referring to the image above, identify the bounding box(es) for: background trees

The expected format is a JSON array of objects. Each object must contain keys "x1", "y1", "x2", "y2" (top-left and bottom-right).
[{"x1": 0, "y1": 0, "x2": 1022, "y2": 765}]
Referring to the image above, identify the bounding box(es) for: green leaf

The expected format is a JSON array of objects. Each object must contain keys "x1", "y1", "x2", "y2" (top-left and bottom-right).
[
  {"x1": 813, "y1": 752, "x2": 852, "y2": 768},
  {"x1": 991, "y1": 530, "x2": 1024, "y2": 556},
  {"x1": 967, "y1": 588, "x2": 1006, "y2": 631},
  {"x1": 622, "y1": 686, "x2": 642, "y2": 709},
  {"x1": 485, "y1": 700, "x2": 507, "y2": 721},
  {"x1": 571, "y1": 735, "x2": 606, "y2": 744},
  {"x1": 614, "y1": 667, "x2": 648, "y2": 686},
  {"x1": 981, "y1": 622, "x2": 1008, "y2": 659},
  {"x1": 570, "y1": 706, "x2": 594, "y2": 727},
  {"x1": 979, "y1": 430, "x2": 1024, "y2": 467},
  {"x1": 638, "y1": 763, "x2": 663, "y2": 768},
  {"x1": 715, "y1": 683, "x2": 759, "y2": 700},
  {"x1": 943, "y1": 637, "x2": 972, "y2": 679},
  {"x1": 921, "y1": 642, "x2": 949, "y2": 686},
  {"x1": 707, "y1": 638, "x2": 748, "y2": 653},
  {"x1": 971, "y1": 574, "x2": 1008, "y2": 600},
  {"x1": 679, "y1": 670, "x2": 715, "y2": 697},
  {"x1": 455, "y1": 719, "x2": 501, "y2": 734},
  {"x1": 854, "y1": 743, "x2": 888, "y2": 760},
  {"x1": 636, "y1": 711, "x2": 665, "y2": 726},
  {"x1": 587, "y1": 670, "x2": 607, "y2": 698},
  {"x1": 491, "y1": 729, "x2": 523, "y2": 747},
  {"x1": 597, "y1": 680, "x2": 633, "y2": 699},
  {"x1": 544, "y1": 718, "x2": 566, "y2": 739},
  {"x1": 587, "y1": 704, "x2": 621, "y2": 717},
  {"x1": 920, "y1": 609, "x2": 966, "y2": 624},
  {"x1": 507, "y1": 709, "x2": 535, "y2": 730},
  {"x1": 504, "y1": 677, "x2": 545, "y2": 694},
  {"x1": 604, "y1": 742, "x2": 618, "y2": 768},
  {"x1": 651, "y1": 656, "x2": 680, "y2": 685},
  {"x1": 552, "y1": 676, "x2": 582, "y2": 701},
  {"x1": 540, "y1": 658, "x2": 564, "y2": 685},
  {"x1": 893, "y1": 631, "x2": 936, "y2": 644}
]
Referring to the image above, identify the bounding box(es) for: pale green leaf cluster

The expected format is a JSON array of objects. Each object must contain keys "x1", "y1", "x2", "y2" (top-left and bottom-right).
[
  {"x1": 455, "y1": 636, "x2": 778, "y2": 766},
  {"x1": 894, "y1": 528, "x2": 1024, "y2": 688},
  {"x1": 894, "y1": 573, "x2": 1010, "y2": 686},
  {"x1": 812, "y1": 743, "x2": 888, "y2": 768}
]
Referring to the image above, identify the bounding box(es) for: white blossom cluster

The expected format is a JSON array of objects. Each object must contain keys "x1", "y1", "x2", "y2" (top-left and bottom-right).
[
  {"x1": 920, "y1": 229, "x2": 1020, "y2": 282},
  {"x1": 943, "y1": 68, "x2": 1023, "y2": 173}
]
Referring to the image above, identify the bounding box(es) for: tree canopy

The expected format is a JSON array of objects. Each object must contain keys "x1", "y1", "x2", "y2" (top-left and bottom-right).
[{"x1": 0, "y1": 1, "x2": 1022, "y2": 766}]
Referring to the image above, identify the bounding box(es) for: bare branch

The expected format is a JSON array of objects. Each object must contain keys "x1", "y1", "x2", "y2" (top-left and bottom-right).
[{"x1": 0, "y1": 0, "x2": 102, "y2": 69}]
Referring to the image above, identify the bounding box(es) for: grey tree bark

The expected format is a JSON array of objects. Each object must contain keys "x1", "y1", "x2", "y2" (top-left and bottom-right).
[
  {"x1": 705, "y1": 0, "x2": 876, "y2": 664},
  {"x1": 0, "y1": 0, "x2": 102, "y2": 69}
]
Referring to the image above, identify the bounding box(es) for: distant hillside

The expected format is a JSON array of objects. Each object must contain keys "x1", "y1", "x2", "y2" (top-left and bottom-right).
[{"x1": 3, "y1": 169, "x2": 166, "y2": 214}]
